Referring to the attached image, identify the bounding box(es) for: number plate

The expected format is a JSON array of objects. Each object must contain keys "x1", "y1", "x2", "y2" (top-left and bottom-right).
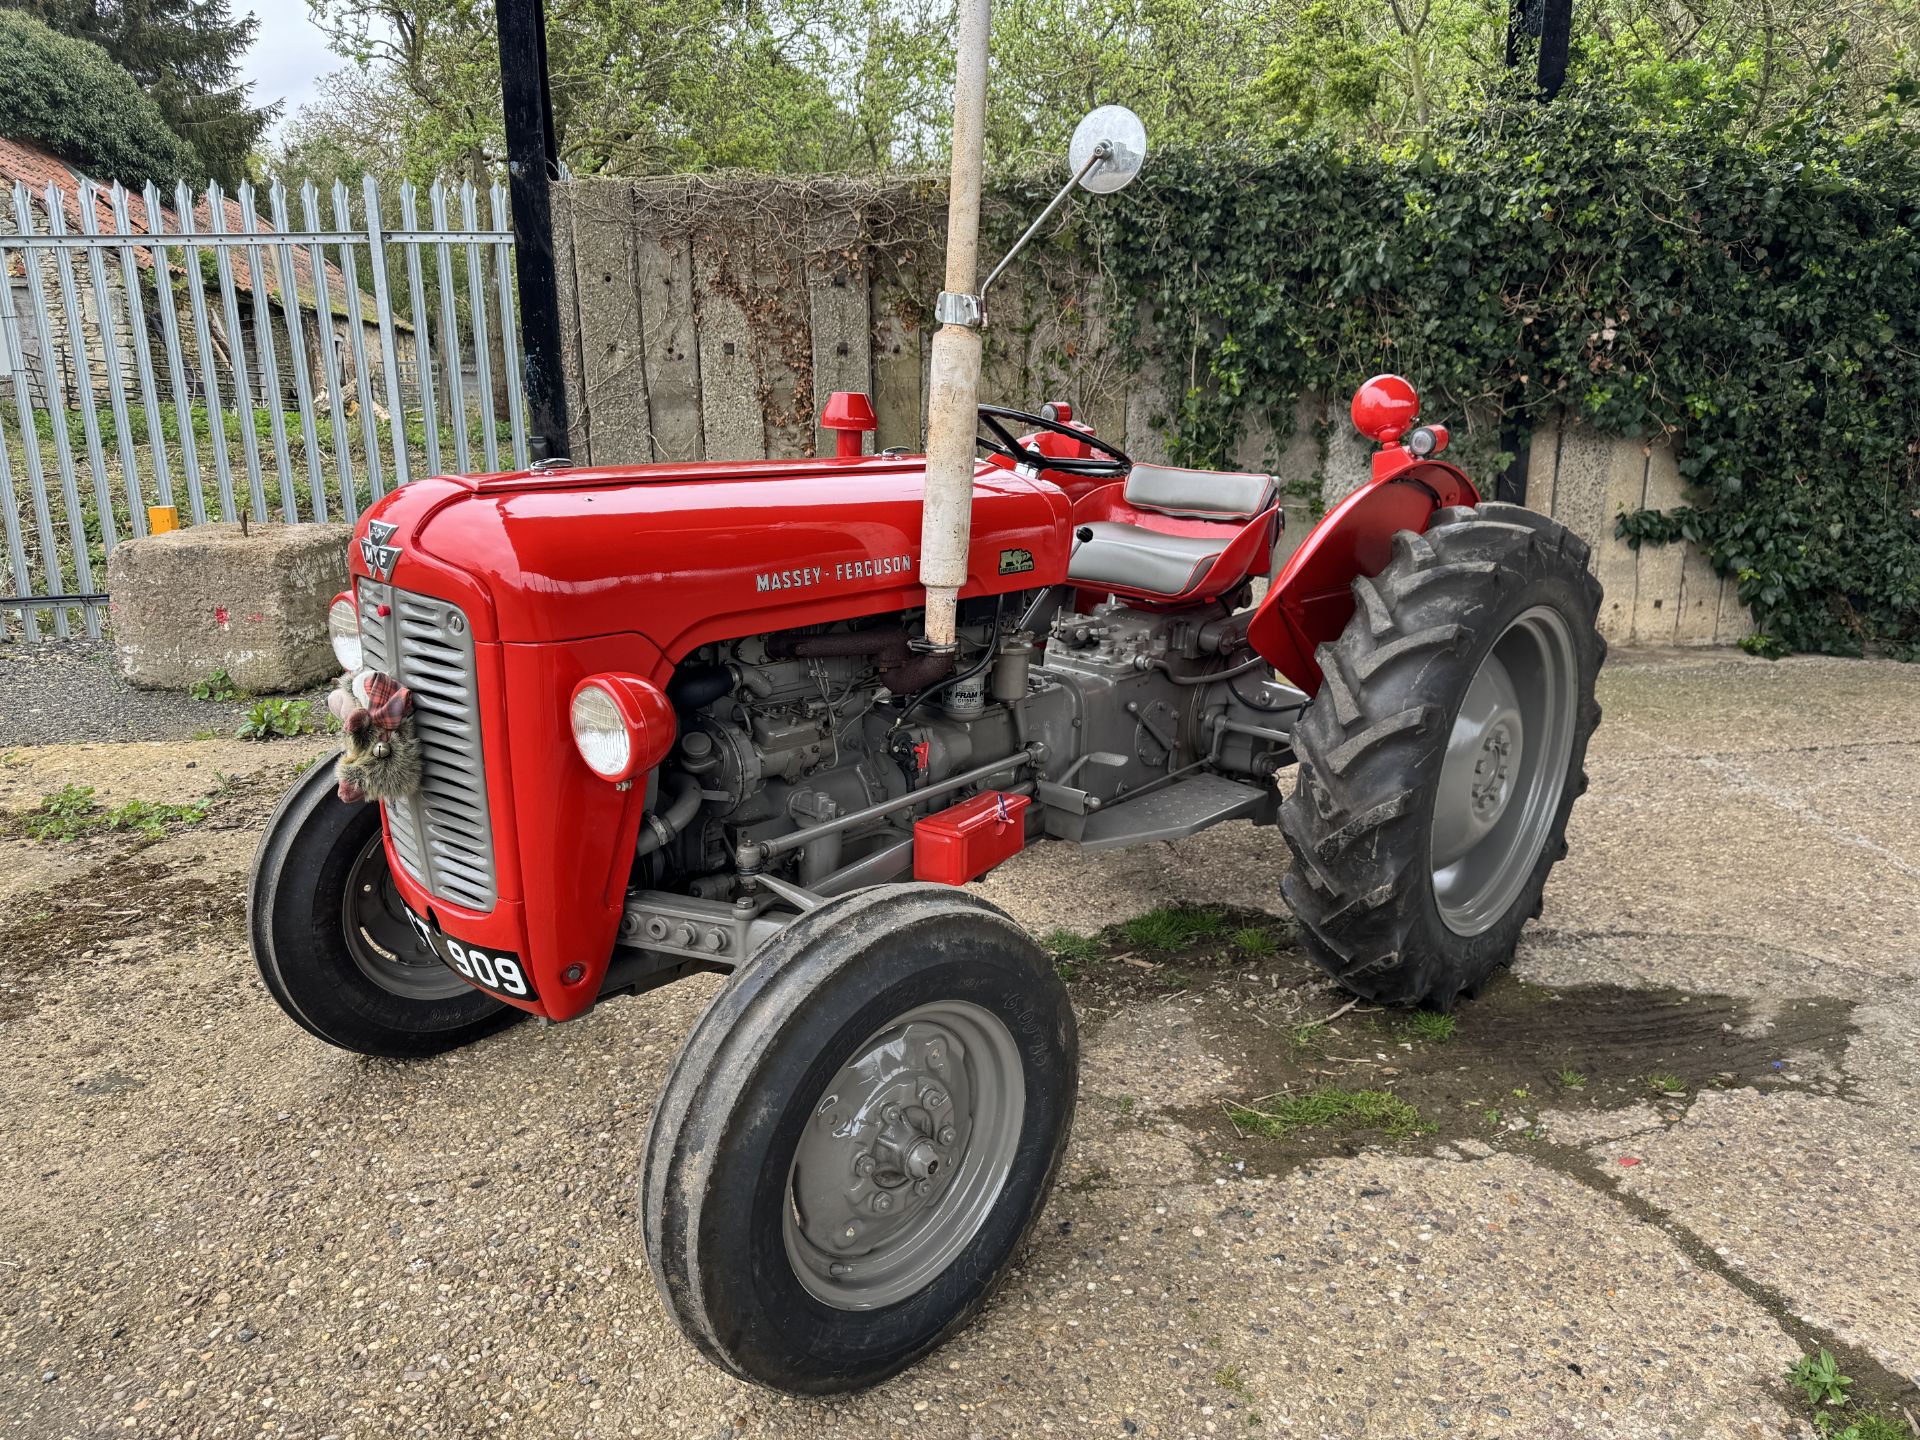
[{"x1": 403, "y1": 907, "x2": 537, "y2": 1002}]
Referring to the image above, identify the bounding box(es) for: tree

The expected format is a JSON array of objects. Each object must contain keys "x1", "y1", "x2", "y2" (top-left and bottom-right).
[
  {"x1": 6, "y1": 0, "x2": 277, "y2": 185},
  {"x1": 0, "y1": 8, "x2": 201, "y2": 186}
]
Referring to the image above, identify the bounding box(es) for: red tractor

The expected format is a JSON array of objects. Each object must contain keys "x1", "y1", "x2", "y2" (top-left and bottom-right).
[{"x1": 250, "y1": 111, "x2": 1603, "y2": 1395}]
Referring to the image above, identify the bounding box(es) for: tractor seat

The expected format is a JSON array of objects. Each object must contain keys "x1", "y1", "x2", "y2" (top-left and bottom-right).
[{"x1": 1067, "y1": 464, "x2": 1279, "y2": 601}]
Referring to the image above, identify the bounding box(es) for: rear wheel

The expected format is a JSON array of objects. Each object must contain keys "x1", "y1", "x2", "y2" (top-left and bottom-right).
[
  {"x1": 642, "y1": 885, "x2": 1076, "y2": 1394},
  {"x1": 1279, "y1": 503, "x2": 1604, "y2": 1008},
  {"x1": 249, "y1": 755, "x2": 520, "y2": 1057}
]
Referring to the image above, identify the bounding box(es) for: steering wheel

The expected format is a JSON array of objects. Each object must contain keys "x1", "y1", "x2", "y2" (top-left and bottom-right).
[{"x1": 976, "y1": 403, "x2": 1132, "y2": 479}]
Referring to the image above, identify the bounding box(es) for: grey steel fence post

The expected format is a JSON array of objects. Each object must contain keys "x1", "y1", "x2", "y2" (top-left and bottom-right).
[
  {"x1": 300, "y1": 180, "x2": 357, "y2": 521},
  {"x1": 74, "y1": 181, "x2": 148, "y2": 539},
  {"x1": 267, "y1": 181, "x2": 328, "y2": 522},
  {"x1": 44, "y1": 185, "x2": 124, "y2": 561},
  {"x1": 107, "y1": 182, "x2": 174, "y2": 511},
  {"x1": 429, "y1": 182, "x2": 471, "y2": 473},
  {"x1": 0, "y1": 232, "x2": 45, "y2": 640},
  {"x1": 359, "y1": 178, "x2": 411, "y2": 486},
  {"x1": 176, "y1": 182, "x2": 239, "y2": 522},
  {"x1": 208, "y1": 183, "x2": 272, "y2": 522},
  {"x1": 490, "y1": 182, "x2": 530, "y2": 471},
  {"x1": 10, "y1": 184, "x2": 97, "y2": 636},
  {"x1": 238, "y1": 183, "x2": 297, "y2": 522},
  {"x1": 460, "y1": 180, "x2": 499, "y2": 472},
  {"x1": 400, "y1": 183, "x2": 441, "y2": 476},
  {"x1": 334, "y1": 181, "x2": 386, "y2": 500},
  {"x1": 144, "y1": 182, "x2": 208, "y2": 525}
]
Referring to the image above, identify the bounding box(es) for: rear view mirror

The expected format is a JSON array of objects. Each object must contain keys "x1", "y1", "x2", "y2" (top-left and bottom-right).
[{"x1": 1068, "y1": 106, "x2": 1148, "y2": 194}]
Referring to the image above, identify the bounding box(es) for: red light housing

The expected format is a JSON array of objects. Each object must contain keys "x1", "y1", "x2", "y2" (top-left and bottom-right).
[
  {"x1": 1350, "y1": 374, "x2": 1420, "y2": 443},
  {"x1": 568, "y1": 673, "x2": 676, "y2": 784}
]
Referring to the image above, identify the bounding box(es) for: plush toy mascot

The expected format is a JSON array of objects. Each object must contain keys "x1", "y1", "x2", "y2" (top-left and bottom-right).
[{"x1": 330, "y1": 671, "x2": 423, "y2": 803}]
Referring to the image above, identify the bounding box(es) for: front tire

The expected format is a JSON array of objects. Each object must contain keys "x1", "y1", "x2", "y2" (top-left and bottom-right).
[
  {"x1": 642, "y1": 885, "x2": 1076, "y2": 1394},
  {"x1": 1279, "y1": 503, "x2": 1604, "y2": 1008},
  {"x1": 249, "y1": 754, "x2": 520, "y2": 1057}
]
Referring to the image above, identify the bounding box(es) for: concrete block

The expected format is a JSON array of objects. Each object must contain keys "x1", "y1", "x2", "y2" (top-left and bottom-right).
[
  {"x1": 692, "y1": 233, "x2": 767, "y2": 461},
  {"x1": 1632, "y1": 440, "x2": 1686, "y2": 644},
  {"x1": 107, "y1": 523, "x2": 351, "y2": 693},
  {"x1": 572, "y1": 181, "x2": 651, "y2": 466},
  {"x1": 635, "y1": 233, "x2": 704, "y2": 461}
]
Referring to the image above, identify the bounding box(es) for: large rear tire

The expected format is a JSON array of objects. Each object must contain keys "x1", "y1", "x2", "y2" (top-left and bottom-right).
[
  {"x1": 642, "y1": 885, "x2": 1076, "y2": 1394},
  {"x1": 1279, "y1": 503, "x2": 1604, "y2": 1008},
  {"x1": 249, "y1": 755, "x2": 521, "y2": 1057}
]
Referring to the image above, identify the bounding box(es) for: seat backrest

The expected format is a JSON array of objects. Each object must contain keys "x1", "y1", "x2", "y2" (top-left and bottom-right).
[{"x1": 1123, "y1": 463, "x2": 1277, "y2": 522}]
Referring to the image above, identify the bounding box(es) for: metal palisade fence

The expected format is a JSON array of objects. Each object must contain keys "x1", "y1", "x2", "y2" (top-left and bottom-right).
[{"x1": 0, "y1": 175, "x2": 530, "y2": 640}]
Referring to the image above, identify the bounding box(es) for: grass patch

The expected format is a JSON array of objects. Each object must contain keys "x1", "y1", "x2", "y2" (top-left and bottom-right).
[
  {"x1": 1120, "y1": 904, "x2": 1225, "y2": 952},
  {"x1": 1230, "y1": 926, "x2": 1276, "y2": 956},
  {"x1": 1784, "y1": 1348, "x2": 1909, "y2": 1440},
  {"x1": 19, "y1": 784, "x2": 210, "y2": 842},
  {"x1": 1557, "y1": 1067, "x2": 1588, "y2": 1089},
  {"x1": 1396, "y1": 1010, "x2": 1456, "y2": 1043},
  {"x1": 1229, "y1": 1086, "x2": 1432, "y2": 1141},
  {"x1": 1647, "y1": 1072, "x2": 1687, "y2": 1095}
]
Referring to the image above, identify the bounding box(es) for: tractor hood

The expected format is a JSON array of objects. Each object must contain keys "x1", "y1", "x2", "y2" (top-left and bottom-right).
[{"x1": 347, "y1": 455, "x2": 1071, "y2": 654}]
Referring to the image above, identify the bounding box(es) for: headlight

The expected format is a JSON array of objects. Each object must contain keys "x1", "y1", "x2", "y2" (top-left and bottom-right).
[
  {"x1": 569, "y1": 674, "x2": 676, "y2": 784},
  {"x1": 571, "y1": 684, "x2": 631, "y2": 778},
  {"x1": 329, "y1": 591, "x2": 362, "y2": 671}
]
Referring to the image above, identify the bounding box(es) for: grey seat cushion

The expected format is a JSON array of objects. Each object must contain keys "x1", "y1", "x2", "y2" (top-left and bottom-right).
[
  {"x1": 1124, "y1": 464, "x2": 1277, "y2": 521},
  {"x1": 1068, "y1": 521, "x2": 1224, "y2": 597}
]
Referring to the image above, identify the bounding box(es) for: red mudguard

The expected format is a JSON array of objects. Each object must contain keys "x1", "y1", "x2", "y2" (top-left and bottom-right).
[{"x1": 1246, "y1": 457, "x2": 1480, "y2": 693}]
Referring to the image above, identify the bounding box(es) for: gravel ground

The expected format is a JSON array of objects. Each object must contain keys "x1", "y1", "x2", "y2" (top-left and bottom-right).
[
  {"x1": 0, "y1": 638, "x2": 329, "y2": 746},
  {"x1": 1, "y1": 648, "x2": 1917, "y2": 1439}
]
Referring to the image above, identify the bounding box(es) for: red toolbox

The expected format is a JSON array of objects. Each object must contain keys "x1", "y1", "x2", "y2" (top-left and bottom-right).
[{"x1": 913, "y1": 791, "x2": 1031, "y2": 885}]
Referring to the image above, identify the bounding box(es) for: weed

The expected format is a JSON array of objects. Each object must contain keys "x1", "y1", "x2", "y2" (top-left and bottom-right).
[
  {"x1": 1557, "y1": 1068, "x2": 1588, "y2": 1089},
  {"x1": 19, "y1": 784, "x2": 209, "y2": 841},
  {"x1": 1064, "y1": 1164, "x2": 1112, "y2": 1194},
  {"x1": 20, "y1": 784, "x2": 104, "y2": 841},
  {"x1": 1121, "y1": 905, "x2": 1225, "y2": 951},
  {"x1": 237, "y1": 698, "x2": 318, "y2": 740},
  {"x1": 1230, "y1": 926, "x2": 1276, "y2": 956},
  {"x1": 189, "y1": 727, "x2": 221, "y2": 741},
  {"x1": 190, "y1": 668, "x2": 239, "y2": 702},
  {"x1": 1160, "y1": 966, "x2": 1195, "y2": 989},
  {"x1": 1229, "y1": 1086, "x2": 1432, "y2": 1141},
  {"x1": 1483, "y1": 1107, "x2": 1503, "y2": 1126},
  {"x1": 1788, "y1": 1349, "x2": 1853, "y2": 1408},
  {"x1": 1214, "y1": 1366, "x2": 1254, "y2": 1400},
  {"x1": 1397, "y1": 1010, "x2": 1456, "y2": 1043},
  {"x1": 1511, "y1": 1086, "x2": 1531, "y2": 1100},
  {"x1": 1116, "y1": 1096, "x2": 1136, "y2": 1116},
  {"x1": 1647, "y1": 1072, "x2": 1686, "y2": 1095},
  {"x1": 1288, "y1": 1020, "x2": 1328, "y2": 1054}
]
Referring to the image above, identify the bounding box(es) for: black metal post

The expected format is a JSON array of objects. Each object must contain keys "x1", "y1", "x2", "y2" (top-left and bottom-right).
[
  {"x1": 495, "y1": 0, "x2": 570, "y2": 460},
  {"x1": 1536, "y1": 0, "x2": 1572, "y2": 99},
  {"x1": 1506, "y1": 0, "x2": 1572, "y2": 99}
]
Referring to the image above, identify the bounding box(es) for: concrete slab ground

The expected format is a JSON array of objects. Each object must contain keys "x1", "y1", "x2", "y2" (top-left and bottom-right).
[{"x1": 1, "y1": 649, "x2": 1916, "y2": 1439}]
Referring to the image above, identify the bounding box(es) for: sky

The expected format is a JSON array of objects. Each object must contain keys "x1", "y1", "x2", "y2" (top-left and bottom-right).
[{"x1": 237, "y1": 0, "x2": 342, "y2": 139}]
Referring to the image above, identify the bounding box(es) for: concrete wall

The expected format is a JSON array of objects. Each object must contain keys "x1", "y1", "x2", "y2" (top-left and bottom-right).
[{"x1": 552, "y1": 176, "x2": 1747, "y2": 648}]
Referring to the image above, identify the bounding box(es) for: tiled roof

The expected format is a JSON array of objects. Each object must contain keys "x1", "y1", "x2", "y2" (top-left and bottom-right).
[{"x1": 0, "y1": 136, "x2": 385, "y2": 323}]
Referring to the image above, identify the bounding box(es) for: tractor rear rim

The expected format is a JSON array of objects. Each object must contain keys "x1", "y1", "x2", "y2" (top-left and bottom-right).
[
  {"x1": 1429, "y1": 604, "x2": 1578, "y2": 937},
  {"x1": 341, "y1": 831, "x2": 469, "y2": 1001},
  {"x1": 784, "y1": 1000, "x2": 1025, "y2": 1311}
]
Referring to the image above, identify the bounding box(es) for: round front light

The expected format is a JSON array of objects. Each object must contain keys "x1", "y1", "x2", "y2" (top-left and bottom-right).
[
  {"x1": 571, "y1": 683, "x2": 632, "y2": 779},
  {"x1": 329, "y1": 592, "x2": 362, "y2": 671}
]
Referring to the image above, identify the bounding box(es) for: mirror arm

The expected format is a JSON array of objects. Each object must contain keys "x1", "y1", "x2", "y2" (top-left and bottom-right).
[{"x1": 977, "y1": 142, "x2": 1110, "y2": 316}]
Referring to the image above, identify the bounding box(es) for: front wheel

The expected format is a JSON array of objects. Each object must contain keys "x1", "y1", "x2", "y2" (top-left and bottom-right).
[
  {"x1": 642, "y1": 885, "x2": 1076, "y2": 1394},
  {"x1": 1279, "y1": 502, "x2": 1605, "y2": 1008},
  {"x1": 249, "y1": 755, "x2": 521, "y2": 1057}
]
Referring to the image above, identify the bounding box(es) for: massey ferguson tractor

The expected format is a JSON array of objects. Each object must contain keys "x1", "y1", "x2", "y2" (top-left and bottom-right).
[{"x1": 249, "y1": 106, "x2": 1603, "y2": 1394}]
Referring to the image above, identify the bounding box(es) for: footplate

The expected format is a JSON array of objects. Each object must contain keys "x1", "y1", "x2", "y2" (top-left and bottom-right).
[{"x1": 1074, "y1": 774, "x2": 1271, "y2": 851}]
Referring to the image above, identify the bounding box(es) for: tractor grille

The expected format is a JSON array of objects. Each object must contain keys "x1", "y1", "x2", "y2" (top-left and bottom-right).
[{"x1": 356, "y1": 581, "x2": 497, "y2": 911}]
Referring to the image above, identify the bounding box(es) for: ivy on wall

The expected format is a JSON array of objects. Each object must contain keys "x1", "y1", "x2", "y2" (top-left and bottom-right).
[{"x1": 1073, "y1": 84, "x2": 1920, "y2": 658}]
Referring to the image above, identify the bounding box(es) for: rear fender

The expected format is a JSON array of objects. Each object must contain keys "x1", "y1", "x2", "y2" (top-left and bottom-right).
[{"x1": 1246, "y1": 461, "x2": 1478, "y2": 692}]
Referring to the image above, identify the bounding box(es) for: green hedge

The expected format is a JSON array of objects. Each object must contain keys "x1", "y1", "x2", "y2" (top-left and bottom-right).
[
  {"x1": 1082, "y1": 84, "x2": 1920, "y2": 658},
  {"x1": 0, "y1": 10, "x2": 200, "y2": 189}
]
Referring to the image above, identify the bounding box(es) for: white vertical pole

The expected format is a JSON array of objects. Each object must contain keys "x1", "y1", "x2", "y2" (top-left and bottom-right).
[{"x1": 917, "y1": 0, "x2": 992, "y2": 650}]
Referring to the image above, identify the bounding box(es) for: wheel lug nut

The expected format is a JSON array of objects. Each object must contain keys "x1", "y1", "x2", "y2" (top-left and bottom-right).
[
  {"x1": 937, "y1": 1125, "x2": 956, "y2": 1145},
  {"x1": 923, "y1": 1089, "x2": 947, "y2": 1108},
  {"x1": 882, "y1": 1103, "x2": 901, "y2": 1122},
  {"x1": 853, "y1": 1155, "x2": 876, "y2": 1177},
  {"x1": 913, "y1": 1179, "x2": 932, "y2": 1197},
  {"x1": 871, "y1": 1192, "x2": 894, "y2": 1213}
]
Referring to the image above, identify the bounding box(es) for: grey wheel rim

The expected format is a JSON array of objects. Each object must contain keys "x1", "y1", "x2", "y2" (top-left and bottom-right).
[
  {"x1": 1430, "y1": 604, "x2": 1578, "y2": 937},
  {"x1": 783, "y1": 1000, "x2": 1025, "y2": 1311},
  {"x1": 341, "y1": 832, "x2": 469, "y2": 1001}
]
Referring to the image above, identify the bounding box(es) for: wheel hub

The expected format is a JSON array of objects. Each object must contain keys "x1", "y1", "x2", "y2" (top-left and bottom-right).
[
  {"x1": 785, "y1": 1002, "x2": 1024, "y2": 1310},
  {"x1": 1428, "y1": 605, "x2": 1578, "y2": 938}
]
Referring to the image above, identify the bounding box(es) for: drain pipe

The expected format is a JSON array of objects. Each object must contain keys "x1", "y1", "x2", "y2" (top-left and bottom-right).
[{"x1": 917, "y1": 0, "x2": 992, "y2": 652}]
